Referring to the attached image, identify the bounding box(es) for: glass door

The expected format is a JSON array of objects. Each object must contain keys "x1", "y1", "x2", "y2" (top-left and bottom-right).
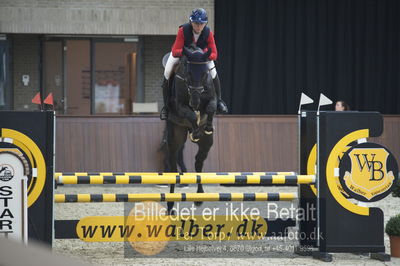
[
  {"x1": 43, "y1": 41, "x2": 63, "y2": 113},
  {"x1": 66, "y1": 40, "x2": 91, "y2": 115}
]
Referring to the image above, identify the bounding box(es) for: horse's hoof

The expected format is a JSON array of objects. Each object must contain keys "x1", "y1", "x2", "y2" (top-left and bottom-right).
[
  {"x1": 194, "y1": 201, "x2": 203, "y2": 207},
  {"x1": 204, "y1": 127, "x2": 214, "y2": 135},
  {"x1": 189, "y1": 133, "x2": 199, "y2": 142}
]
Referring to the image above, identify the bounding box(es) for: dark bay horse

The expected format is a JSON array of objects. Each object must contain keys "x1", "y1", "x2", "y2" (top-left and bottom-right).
[{"x1": 163, "y1": 46, "x2": 217, "y2": 214}]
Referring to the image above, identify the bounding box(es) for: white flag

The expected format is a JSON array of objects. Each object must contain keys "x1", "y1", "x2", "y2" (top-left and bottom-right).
[
  {"x1": 300, "y1": 93, "x2": 314, "y2": 106},
  {"x1": 318, "y1": 93, "x2": 333, "y2": 107},
  {"x1": 298, "y1": 92, "x2": 314, "y2": 114}
]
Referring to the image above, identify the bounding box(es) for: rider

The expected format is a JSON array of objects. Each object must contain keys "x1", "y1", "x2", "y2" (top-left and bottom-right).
[{"x1": 160, "y1": 8, "x2": 228, "y2": 120}]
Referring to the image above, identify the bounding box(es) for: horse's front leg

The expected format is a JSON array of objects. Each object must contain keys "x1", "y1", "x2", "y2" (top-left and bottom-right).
[
  {"x1": 204, "y1": 100, "x2": 217, "y2": 135},
  {"x1": 177, "y1": 103, "x2": 201, "y2": 142}
]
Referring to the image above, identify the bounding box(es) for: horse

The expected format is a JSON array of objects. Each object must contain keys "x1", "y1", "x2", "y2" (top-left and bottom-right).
[{"x1": 163, "y1": 45, "x2": 217, "y2": 214}]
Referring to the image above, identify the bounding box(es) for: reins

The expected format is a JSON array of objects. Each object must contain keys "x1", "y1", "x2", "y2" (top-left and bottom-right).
[{"x1": 175, "y1": 55, "x2": 212, "y2": 95}]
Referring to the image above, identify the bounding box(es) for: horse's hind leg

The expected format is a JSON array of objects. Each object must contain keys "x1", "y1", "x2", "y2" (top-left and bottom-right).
[
  {"x1": 167, "y1": 184, "x2": 175, "y2": 215},
  {"x1": 194, "y1": 133, "x2": 214, "y2": 206},
  {"x1": 165, "y1": 123, "x2": 188, "y2": 215}
]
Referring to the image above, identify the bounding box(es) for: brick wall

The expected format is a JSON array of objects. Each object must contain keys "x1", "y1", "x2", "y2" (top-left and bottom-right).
[
  {"x1": 143, "y1": 35, "x2": 175, "y2": 110},
  {"x1": 12, "y1": 35, "x2": 40, "y2": 111},
  {"x1": 0, "y1": 0, "x2": 214, "y2": 35}
]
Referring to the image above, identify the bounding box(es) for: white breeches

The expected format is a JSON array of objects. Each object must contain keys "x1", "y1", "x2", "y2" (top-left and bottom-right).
[
  {"x1": 164, "y1": 53, "x2": 217, "y2": 80},
  {"x1": 164, "y1": 54, "x2": 179, "y2": 79},
  {"x1": 207, "y1": 61, "x2": 217, "y2": 79}
]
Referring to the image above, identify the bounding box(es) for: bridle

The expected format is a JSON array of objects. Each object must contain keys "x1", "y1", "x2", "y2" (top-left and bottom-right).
[{"x1": 176, "y1": 60, "x2": 210, "y2": 95}]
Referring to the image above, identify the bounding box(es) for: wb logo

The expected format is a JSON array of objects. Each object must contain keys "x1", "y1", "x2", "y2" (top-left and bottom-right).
[
  {"x1": 353, "y1": 153, "x2": 385, "y2": 181},
  {"x1": 339, "y1": 143, "x2": 397, "y2": 202}
]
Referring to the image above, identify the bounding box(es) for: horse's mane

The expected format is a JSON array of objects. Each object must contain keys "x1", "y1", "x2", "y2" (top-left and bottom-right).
[
  {"x1": 176, "y1": 45, "x2": 205, "y2": 75},
  {"x1": 175, "y1": 56, "x2": 187, "y2": 76}
]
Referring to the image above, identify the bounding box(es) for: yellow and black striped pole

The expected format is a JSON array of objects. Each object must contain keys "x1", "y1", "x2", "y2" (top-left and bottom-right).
[
  {"x1": 54, "y1": 192, "x2": 297, "y2": 203},
  {"x1": 55, "y1": 171, "x2": 296, "y2": 179},
  {"x1": 56, "y1": 174, "x2": 315, "y2": 185}
]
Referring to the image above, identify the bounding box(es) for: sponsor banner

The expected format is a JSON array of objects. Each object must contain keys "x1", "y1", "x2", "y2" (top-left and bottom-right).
[
  {"x1": 0, "y1": 111, "x2": 54, "y2": 245},
  {"x1": 76, "y1": 215, "x2": 268, "y2": 242},
  {"x1": 0, "y1": 150, "x2": 28, "y2": 243}
]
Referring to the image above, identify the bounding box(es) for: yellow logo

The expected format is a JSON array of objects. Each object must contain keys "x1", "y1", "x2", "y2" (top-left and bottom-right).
[
  {"x1": 307, "y1": 144, "x2": 351, "y2": 197},
  {"x1": 343, "y1": 148, "x2": 395, "y2": 200},
  {"x1": 0, "y1": 129, "x2": 46, "y2": 207}
]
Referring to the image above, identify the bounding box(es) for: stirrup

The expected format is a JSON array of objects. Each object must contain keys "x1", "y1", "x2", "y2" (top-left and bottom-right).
[{"x1": 160, "y1": 107, "x2": 168, "y2": 120}]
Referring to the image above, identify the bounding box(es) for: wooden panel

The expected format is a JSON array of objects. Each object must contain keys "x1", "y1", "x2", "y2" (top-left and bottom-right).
[
  {"x1": 56, "y1": 115, "x2": 400, "y2": 173},
  {"x1": 215, "y1": 116, "x2": 297, "y2": 172},
  {"x1": 56, "y1": 116, "x2": 165, "y2": 172},
  {"x1": 369, "y1": 116, "x2": 400, "y2": 161}
]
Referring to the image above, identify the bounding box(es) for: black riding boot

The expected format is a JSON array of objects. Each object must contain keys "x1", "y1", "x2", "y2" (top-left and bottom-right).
[
  {"x1": 160, "y1": 77, "x2": 169, "y2": 120},
  {"x1": 213, "y1": 75, "x2": 228, "y2": 114}
]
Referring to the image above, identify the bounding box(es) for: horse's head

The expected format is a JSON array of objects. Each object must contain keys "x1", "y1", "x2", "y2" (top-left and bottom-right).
[{"x1": 181, "y1": 46, "x2": 211, "y2": 110}]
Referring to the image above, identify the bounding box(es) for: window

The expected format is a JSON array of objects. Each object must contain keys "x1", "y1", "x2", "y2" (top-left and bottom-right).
[
  {"x1": 43, "y1": 38, "x2": 138, "y2": 115},
  {"x1": 94, "y1": 41, "x2": 137, "y2": 115}
]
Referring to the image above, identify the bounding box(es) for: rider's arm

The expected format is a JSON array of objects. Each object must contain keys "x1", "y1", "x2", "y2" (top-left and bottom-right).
[
  {"x1": 207, "y1": 31, "x2": 218, "y2": 61},
  {"x1": 171, "y1": 27, "x2": 185, "y2": 57}
]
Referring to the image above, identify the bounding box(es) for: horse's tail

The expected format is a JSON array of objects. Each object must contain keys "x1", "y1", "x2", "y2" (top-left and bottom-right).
[
  {"x1": 159, "y1": 122, "x2": 187, "y2": 173},
  {"x1": 158, "y1": 122, "x2": 169, "y2": 171},
  {"x1": 158, "y1": 122, "x2": 168, "y2": 153}
]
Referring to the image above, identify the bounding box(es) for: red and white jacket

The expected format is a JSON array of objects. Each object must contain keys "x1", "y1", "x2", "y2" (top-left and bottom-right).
[{"x1": 171, "y1": 23, "x2": 218, "y2": 61}]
